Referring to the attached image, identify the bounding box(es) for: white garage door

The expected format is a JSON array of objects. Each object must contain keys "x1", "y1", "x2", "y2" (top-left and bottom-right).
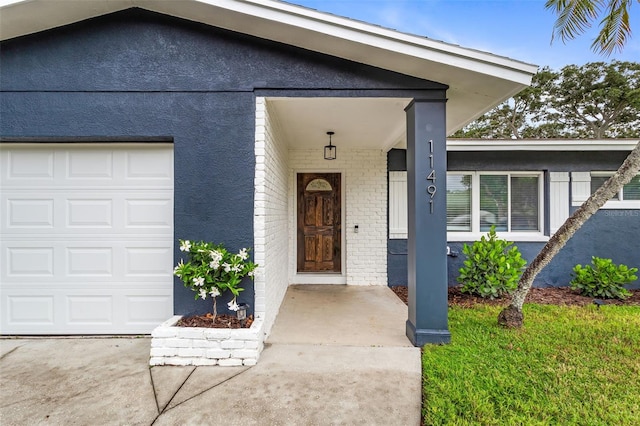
[{"x1": 0, "y1": 143, "x2": 174, "y2": 334}]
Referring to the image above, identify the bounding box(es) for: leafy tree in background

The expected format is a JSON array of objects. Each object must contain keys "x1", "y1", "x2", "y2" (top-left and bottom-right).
[
  {"x1": 496, "y1": 1, "x2": 640, "y2": 328},
  {"x1": 453, "y1": 61, "x2": 640, "y2": 139},
  {"x1": 547, "y1": 61, "x2": 640, "y2": 138},
  {"x1": 454, "y1": 68, "x2": 557, "y2": 139}
]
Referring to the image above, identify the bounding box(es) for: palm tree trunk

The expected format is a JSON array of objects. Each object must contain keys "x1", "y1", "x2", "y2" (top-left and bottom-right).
[{"x1": 498, "y1": 141, "x2": 640, "y2": 327}]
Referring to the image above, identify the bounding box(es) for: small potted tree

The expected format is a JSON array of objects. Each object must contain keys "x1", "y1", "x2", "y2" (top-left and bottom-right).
[
  {"x1": 173, "y1": 239, "x2": 257, "y2": 326},
  {"x1": 150, "y1": 240, "x2": 262, "y2": 366}
]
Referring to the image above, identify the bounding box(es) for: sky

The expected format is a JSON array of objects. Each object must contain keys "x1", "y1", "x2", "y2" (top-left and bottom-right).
[{"x1": 289, "y1": 0, "x2": 639, "y2": 70}]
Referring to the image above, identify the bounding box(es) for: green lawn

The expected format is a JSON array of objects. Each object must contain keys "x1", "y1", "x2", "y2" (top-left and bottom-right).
[{"x1": 422, "y1": 304, "x2": 640, "y2": 425}]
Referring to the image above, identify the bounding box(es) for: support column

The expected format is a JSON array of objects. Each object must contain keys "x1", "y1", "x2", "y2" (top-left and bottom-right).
[{"x1": 405, "y1": 99, "x2": 450, "y2": 346}]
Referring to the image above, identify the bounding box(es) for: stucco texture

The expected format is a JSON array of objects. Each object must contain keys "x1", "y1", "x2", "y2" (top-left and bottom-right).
[{"x1": 1, "y1": 9, "x2": 445, "y2": 315}]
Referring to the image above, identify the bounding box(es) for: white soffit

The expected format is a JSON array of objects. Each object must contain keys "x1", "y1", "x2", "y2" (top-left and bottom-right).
[
  {"x1": 267, "y1": 97, "x2": 410, "y2": 150},
  {"x1": 0, "y1": 0, "x2": 538, "y2": 133}
]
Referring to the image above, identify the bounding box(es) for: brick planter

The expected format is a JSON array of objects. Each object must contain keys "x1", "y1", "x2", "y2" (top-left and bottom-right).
[{"x1": 149, "y1": 316, "x2": 265, "y2": 366}]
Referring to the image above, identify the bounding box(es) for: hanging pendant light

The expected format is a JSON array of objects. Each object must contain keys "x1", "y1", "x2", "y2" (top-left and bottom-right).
[{"x1": 324, "y1": 131, "x2": 337, "y2": 160}]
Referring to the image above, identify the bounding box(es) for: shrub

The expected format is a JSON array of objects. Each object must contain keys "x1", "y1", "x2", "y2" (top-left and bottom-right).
[
  {"x1": 458, "y1": 226, "x2": 527, "y2": 299},
  {"x1": 174, "y1": 240, "x2": 257, "y2": 319},
  {"x1": 570, "y1": 257, "x2": 637, "y2": 300}
]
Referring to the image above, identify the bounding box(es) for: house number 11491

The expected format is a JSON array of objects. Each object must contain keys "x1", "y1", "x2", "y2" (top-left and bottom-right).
[{"x1": 427, "y1": 139, "x2": 436, "y2": 214}]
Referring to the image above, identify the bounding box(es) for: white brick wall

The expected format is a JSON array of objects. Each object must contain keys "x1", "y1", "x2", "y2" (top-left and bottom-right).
[
  {"x1": 288, "y1": 149, "x2": 388, "y2": 285},
  {"x1": 254, "y1": 98, "x2": 290, "y2": 337},
  {"x1": 149, "y1": 316, "x2": 265, "y2": 366},
  {"x1": 155, "y1": 100, "x2": 390, "y2": 367}
]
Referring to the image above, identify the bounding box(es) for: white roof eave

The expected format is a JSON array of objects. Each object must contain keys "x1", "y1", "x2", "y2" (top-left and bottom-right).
[{"x1": 447, "y1": 139, "x2": 640, "y2": 151}]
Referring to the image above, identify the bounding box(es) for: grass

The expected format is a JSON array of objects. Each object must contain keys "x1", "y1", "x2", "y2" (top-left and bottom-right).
[{"x1": 422, "y1": 304, "x2": 640, "y2": 425}]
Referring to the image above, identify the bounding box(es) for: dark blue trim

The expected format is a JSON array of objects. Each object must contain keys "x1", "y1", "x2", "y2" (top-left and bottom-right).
[
  {"x1": 405, "y1": 99, "x2": 450, "y2": 345},
  {"x1": 0, "y1": 136, "x2": 173, "y2": 143},
  {"x1": 406, "y1": 320, "x2": 451, "y2": 346}
]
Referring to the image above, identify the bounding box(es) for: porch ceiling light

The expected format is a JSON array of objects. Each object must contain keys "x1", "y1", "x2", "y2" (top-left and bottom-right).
[{"x1": 324, "y1": 131, "x2": 337, "y2": 160}]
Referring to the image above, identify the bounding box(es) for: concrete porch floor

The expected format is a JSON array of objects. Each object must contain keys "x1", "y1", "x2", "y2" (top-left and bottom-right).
[
  {"x1": 0, "y1": 285, "x2": 421, "y2": 425},
  {"x1": 267, "y1": 284, "x2": 414, "y2": 347}
]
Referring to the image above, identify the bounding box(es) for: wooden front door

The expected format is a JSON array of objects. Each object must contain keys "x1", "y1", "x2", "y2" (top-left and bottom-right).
[{"x1": 297, "y1": 173, "x2": 341, "y2": 273}]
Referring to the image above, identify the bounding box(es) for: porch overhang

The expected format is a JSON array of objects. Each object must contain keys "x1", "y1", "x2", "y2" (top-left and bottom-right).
[{"x1": 0, "y1": 0, "x2": 538, "y2": 135}]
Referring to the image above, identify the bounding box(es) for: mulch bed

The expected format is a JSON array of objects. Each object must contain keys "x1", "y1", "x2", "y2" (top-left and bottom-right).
[
  {"x1": 176, "y1": 313, "x2": 254, "y2": 329},
  {"x1": 178, "y1": 287, "x2": 639, "y2": 328},
  {"x1": 391, "y1": 285, "x2": 640, "y2": 307}
]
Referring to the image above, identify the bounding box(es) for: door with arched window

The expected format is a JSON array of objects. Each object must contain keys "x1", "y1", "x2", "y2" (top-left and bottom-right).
[{"x1": 297, "y1": 173, "x2": 341, "y2": 273}]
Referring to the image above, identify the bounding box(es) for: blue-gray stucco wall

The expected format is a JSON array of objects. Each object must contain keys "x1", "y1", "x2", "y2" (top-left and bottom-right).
[
  {"x1": 388, "y1": 148, "x2": 640, "y2": 289},
  {"x1": 0, "y1": 9, "x2": 446, "y2": 315}
]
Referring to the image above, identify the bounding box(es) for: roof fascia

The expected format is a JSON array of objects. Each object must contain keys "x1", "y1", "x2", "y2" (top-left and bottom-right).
[
  {"x1": 446, "y1": 139, "x2": 639, "y2": 151},
  {"x1": 0, "y1": 0, "x2": 134, "y2": 40}
]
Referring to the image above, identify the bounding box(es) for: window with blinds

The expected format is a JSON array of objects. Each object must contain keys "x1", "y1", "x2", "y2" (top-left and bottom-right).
[
  {"x1": 389, "y1": 171, "x2": 543, "y2": 238},
  {"x1": 447, "y1": 172, "x2": 543, "y2": 233},
  {"x1": 591, "y1": 173, "x2": 640, "y2": 201},
  {"x1": 479, "y1": 175, "x2": 508, "y2": 231},
  {"x1": 446, "y1": 174, "x2": 472, "y2": 231},
  {"x1": 511, "y1": 176, "x2": 540, "y2": 231}
]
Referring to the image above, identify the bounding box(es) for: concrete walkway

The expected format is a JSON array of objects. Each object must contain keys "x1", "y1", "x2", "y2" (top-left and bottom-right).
[{"x1": 0, "y1": 285, "x2": 421, "y2": 425}]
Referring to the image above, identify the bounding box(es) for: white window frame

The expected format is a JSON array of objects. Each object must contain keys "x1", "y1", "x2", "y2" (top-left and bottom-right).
[
  {"x1": 583, "y1": 172, "x2": 640, "y2": 209},
  {"x1": 388, "y1": 171, "x2": 548, "y2": 241},
  {"x1": 448, "y1": 171, "x2": 546, "y2": 242}
]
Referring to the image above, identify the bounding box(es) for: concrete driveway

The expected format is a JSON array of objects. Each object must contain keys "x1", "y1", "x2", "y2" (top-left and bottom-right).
[{"x1": 1, "y1": 286, "x2": 421, "y2": 425}]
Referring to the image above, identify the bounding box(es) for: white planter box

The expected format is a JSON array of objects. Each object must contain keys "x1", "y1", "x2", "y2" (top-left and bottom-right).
[{"x1": 149, "y1": 315, "x2": 265, "y2": 366}]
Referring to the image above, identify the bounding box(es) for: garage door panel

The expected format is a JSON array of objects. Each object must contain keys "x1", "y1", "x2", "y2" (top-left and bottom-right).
[
  {"x1": 125, "y1": 149, "x2": 174, "y2": 180},
  {"x1": 1, "y1": 144, "x2": 174, "y2": 334},
  {"x1": 2, "y1": 146, "x2": 173, "y2": 188},
  {"x1": 125, "y1": 198, "x2": 173, "y2": 229},
  {"x1": 66, "y1": 148, "x2": 173, "y2": 186},
  {"x1": 4, "y1": 148, "x2": 55, "y2": 180},
  {"x1": 67, "y1": 199, "x2": 113, "y2": 228},
  {"x1": 7, "y1": 296, "x2": 55, "y2": 325},
  {"x1": 5, "y1": 198, "x2": 55, "y2": 228},
  {"x1": 5, "y1": 247, "x2": 55, "y2": 277},
  {"x1": 3, "y1": 239, "x2": 173, "y2": 282},
  {"x1": 2, "y1": 284, "x2": 173, "y2": 333},
  {"x1": 2, "y1": 191, "x2": 173, "y2": 235},
  {"x1": 67, "y1": 247, "x2": 113, "y2": 277},
  {"x1": 126, "y1": 295, "x2": 174, "y2": 324},
  {"x1": 67, "y1": 296, "x2": 113, "y2": 324},
  {"x1": 66, "y1": 149, "x2": 114, "y2": 180},
  {"x1": 125, "y1": 247, "x2": 173, "y2": 276}
]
